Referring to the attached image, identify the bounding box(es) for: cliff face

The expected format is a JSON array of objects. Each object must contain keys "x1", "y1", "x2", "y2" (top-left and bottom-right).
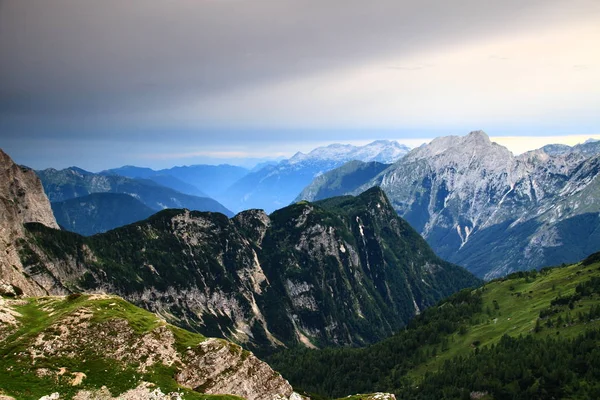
[
  {"x1": 17, "y1": 187, "x2": 479, "y2": 353},
  {"x1": 0, "y1": 149, "x2": 59, "y2": 296}
]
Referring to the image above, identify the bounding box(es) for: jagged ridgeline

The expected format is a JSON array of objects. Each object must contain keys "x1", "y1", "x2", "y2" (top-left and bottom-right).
[
  {"x1": 297, "y1": 131, "x2": 600, "y2": 279},
  {"x1": 18, "y1": 187, "x2": 479, "y2": 353}
]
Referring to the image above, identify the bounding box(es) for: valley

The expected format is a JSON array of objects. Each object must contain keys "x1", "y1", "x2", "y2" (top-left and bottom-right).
[{"x1": 268, "y1": 256, "x2": 600, "y2": 399}]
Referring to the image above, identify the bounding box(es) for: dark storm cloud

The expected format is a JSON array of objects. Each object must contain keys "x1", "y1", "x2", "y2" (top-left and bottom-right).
[{"x1": 0, "y1": 0, "x2": 567, "y2": 120}]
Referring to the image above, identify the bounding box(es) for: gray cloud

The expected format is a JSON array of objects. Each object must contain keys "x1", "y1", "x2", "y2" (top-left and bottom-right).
[{"x1": 0, "y1": 0, "x2": 581, "y2": 120}]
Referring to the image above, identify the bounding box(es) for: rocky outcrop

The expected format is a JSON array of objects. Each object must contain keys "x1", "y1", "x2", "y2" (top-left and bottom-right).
[
  {"x1": 177, "y1": 338, "x2": 294, "y2": 400},
  {"x1": 0, "y1": 149, "x2": 59, "y2": 296},
  {"x1": 2, "y1": 295, "x2": 301, "y2": 400},
  {"x1": 233, "y1": 209, "x2": 271, "y2": 247}
]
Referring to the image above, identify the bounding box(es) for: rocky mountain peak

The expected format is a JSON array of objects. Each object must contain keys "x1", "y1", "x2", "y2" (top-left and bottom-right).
[
  {"x1": 288, "y1": 140, "x2": 408, "y2": 166},
  {"x1": 356, "y1": 186, "x2": 393, "y2": 211},
  {"x1": 405, "y1": 130, "x2": 514, "y2": 174},
  {"x1": 0, "y1": 148, "x2": 59, "y2": 296},
  {"x1": 465, "y1": 129, "x2": 491, "y2": 143},
  {"x1": 233, "y1": 209, "x2": 271, "y2": 246},
  {"x1": 0, "y1": 150, "x2": 59, "y2": 230},
  {"x1": 540, "y1": 143, "x2": 572, "y2": 156}
]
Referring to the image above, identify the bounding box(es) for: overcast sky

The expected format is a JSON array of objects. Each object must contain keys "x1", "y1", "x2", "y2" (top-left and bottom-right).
[{"x1": 1, "y1": 0, "x2": 599, "y2": 170}]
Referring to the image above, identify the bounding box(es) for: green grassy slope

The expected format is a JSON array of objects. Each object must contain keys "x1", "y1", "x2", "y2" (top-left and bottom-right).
[
  {"x1": 267, "y1": 255, "x2": 600, "y2": 399},
  {"x1": 410, "y1": 260, "x2": 600, "y2": 379}
]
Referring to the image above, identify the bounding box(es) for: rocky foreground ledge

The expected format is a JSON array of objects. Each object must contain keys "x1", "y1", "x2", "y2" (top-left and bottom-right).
[{"x1": 0, "y1": 294, "x2": 303, "y2": 400}]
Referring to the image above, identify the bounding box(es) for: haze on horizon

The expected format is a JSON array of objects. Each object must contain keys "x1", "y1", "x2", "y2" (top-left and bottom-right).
[{"x1": 1, "y1": 0, "x2": 599, "y2": 171}]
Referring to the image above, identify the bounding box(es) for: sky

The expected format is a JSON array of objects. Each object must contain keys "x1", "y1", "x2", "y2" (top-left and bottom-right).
[{"x1": 1, "y1": 0, "x2": 599, "y2": 171}]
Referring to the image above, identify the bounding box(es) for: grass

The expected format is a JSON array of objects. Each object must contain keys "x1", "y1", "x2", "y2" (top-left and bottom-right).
[
  {"x1": 408, "y1": 261, "x2": 600, "y2": 380},
  {"x1": 169, "y1": 324, "x2": 207, "y2": 353},
  {"x1": 87, "y1": 297, "x2": 164, "y2": 334}
]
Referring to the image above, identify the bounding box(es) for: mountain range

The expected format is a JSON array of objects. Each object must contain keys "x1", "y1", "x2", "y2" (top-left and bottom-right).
[
  {"x1": 51, "y1": 192, "x2": 156, "y2": 236},
  {"x1": 35, "y1": 166, "x2": 234, "y2": 235},
  {"x1": 0, "y1": 147, "x2": 478, "y2": 354},
  {"x1": 36, "y1": 166, "x2": 233, "y2": 216},
  {"x1": 297, "y1": 131, "x2": 600, "y2": 279},
  {"x1": 31, "y1": 140, "x2": 409, "y2": 236},
  {"x1": 221, "y1": 140, "x2": 409, "y2": 213},
  {"x1": 19, "y1": 187, "x2": 478, "y2": 353},
  {"x1": 101, "y1": 164, "x2": 249, "y2": 198},
  {"x1": 3, "y1": 143, "x2": 600, "y2": 399}
]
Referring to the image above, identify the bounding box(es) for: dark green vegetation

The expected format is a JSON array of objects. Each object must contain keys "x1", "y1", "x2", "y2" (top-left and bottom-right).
[
  {"x1": 37, "y1": 166, "x2": 233, "y2": 216},
  {"x1": 51, "y1": 192, "x2": 156, "y2": 236},
  {"x1": 18, "y1": 187, "x2": 479, "y2": 353},
  {"x1": 0, "y1": 295, "x2": 242, "y2": 400},
  {"x1": 294, "y1": 160, "x2": 390, "y2": 204},
  {"x1": 267, "y1": 257, "x2": 600, "y2": 399}
]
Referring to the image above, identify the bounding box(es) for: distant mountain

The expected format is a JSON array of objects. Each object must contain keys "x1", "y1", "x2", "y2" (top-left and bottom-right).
[
  {"x1": 222, "y1": 140, "x2": 410, "y2": 213},
  {"x1": 298, "y1": 131, "x2": 600, "y2": 279},
  {"x1": 102, "y1": 164, "x2": 249, "y2": 198},
  {"x1": 36, "y1": 167, "x2": 234, "y2": 217},
  {"x1": 100, "y1": 165, "x2": 207, "y2": 197},
  {"x1": 295, "y1": 160, "x2": 390, "y2": 203},
  {"x1": 51, "y1": 193, "x2": 156, "y2": 236},
  {"x1": 164, "y1": 164, "x2": 250, "y2": 197},
  {"x1": 288, "y1": 140, "x2": 410, "y2": 165},
  {"x1": 18, "y1": 186, "x2": 479, "y2": 353}
]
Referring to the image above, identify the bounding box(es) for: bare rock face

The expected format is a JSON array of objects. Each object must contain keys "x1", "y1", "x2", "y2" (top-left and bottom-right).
[
  {"x1": 0, "y1": 148, "x2": 59, "y2": 296},
  {"x1": 177, "y1": 338, "x2": 295, "y2": 400},
  {"x1": 233, "y1": 209, "x2": 271, "y2": 247},
  {"x1": 72, "y1": 382, "x2": 183, "y2": 400},
  {"x1": 0, "y1": 150, "x2": 58, "y2": 230}
]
